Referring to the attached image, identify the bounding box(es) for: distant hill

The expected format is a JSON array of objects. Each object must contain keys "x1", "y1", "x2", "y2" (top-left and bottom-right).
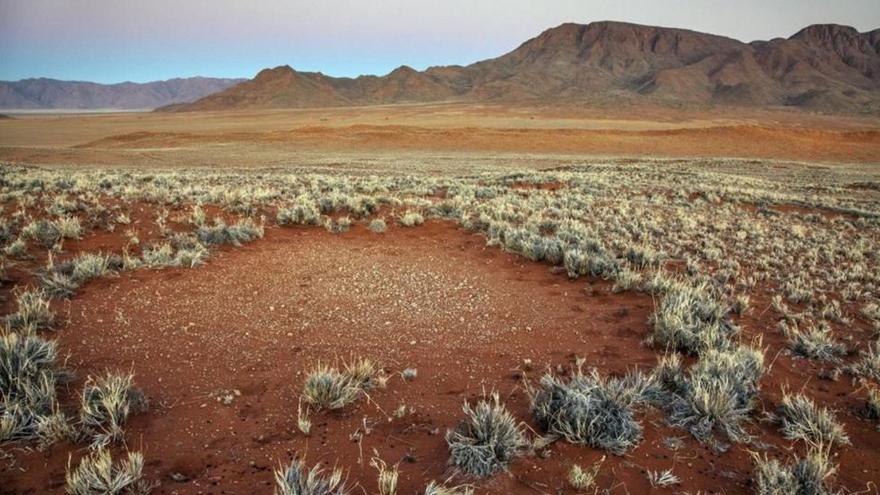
[
  {"x1": 0, "y1": 77, "x2": 245, "y2": 110},
  {"x1": 161, "y1": 21, "x2": 880, "y2": 114}
]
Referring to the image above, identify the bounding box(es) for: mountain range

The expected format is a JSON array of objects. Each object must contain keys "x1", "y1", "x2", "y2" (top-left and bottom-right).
[
  {"x1": 163, "y1": 21, "x2": 880, "y2": 114},
  {"x1": 0, "y1": 77, "x2": 244, "y2": 110}
]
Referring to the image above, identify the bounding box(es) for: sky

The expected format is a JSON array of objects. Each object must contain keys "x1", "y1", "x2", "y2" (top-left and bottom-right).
[{"x1": 1, "y1": 0, "x2": 878, "y2": 84}]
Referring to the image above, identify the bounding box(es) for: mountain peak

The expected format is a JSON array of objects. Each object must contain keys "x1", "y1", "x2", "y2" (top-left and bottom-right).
[
  {"x1": 254, "y1": 65, "x2": 297, "y2": 81},
  {"x1": 160, "y1": 21, "x2": 880, "y2": 114},
  {"x1": 792, "y1": 23, "x2": 861, "y2": 40},
  {"x1": 388, "y1": 65, "x2": 418, "y2": 77}
]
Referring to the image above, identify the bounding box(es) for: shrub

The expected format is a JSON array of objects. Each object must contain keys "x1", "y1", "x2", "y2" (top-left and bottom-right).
[
  {"x1": 0, "y1": 332, "x2": 62, "y2": 444},
  {"x1": 5, "y1": 289, "x2": 54, "y2": 331},
  {"x1": 66, "y1": 448, "x2": 152, "y2": 495},
  {"x1": 774, "y1": 393, "x2": 849, "y2": 446},
  {"x1": 650, "y1": 281, "x2": 736, "y2": 356},
  {"x1": 783, "y1": 322, "x2": 847, "y2": 362},
  {"x1": 399, "y1": 211, "x2": 424, "y2": 227},
  {"x1": 530, "y1": 368, "x2": 652, "y2": 455},
  {"x1": 660, "y1": 345, "x2": 765, "y2": 448},
  {"x1": 79, "y1": 373, "x2": 146, "y2": 448},
  {"x1": 446, "y1": 392, "x2": 528, "y2": 477},
  {"x1": 369, "y1": 218, "x2": 387, "y2": 233},
  {"x1": 301, "y1": 358, "x2": 385, "y2": 410},
  {"x1": 752, "y1": 447, "x2": 838, "y2": 495},
  {"x1": 274, "y1": 459, "x2": 348, "y2": 495}
]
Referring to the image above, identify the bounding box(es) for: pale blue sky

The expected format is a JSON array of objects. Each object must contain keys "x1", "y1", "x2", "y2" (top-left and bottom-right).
[{"x1": 1, "y1": 0, "x2": 878, "y2": 83}]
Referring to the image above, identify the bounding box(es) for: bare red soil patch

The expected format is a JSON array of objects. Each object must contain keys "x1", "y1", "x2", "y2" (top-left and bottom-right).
[{"x1": 3, "y1": 221, "x2": 879, "y2": 494}]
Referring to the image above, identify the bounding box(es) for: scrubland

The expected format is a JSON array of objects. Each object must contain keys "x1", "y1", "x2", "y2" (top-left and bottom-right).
[{"x1": 1, "y1": 155, "x2": 879, "y2": 494}]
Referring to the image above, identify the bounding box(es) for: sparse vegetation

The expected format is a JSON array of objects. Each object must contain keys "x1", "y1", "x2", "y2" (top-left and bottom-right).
[
  {"x1": 371, "y1": 457, "x2": 398, "y2": 495},
  {"x1": 65, "y1": 448, "x2": 152, "y2": 495},
  {"x1": 752, "y1": 447, "x2": 838, "y2": 495},
  {"x1": 568, "y1": 456, "x2": 604, "y2": 492},
  {"x1": 424, "y1": 481, "x2": 473, "y2": 495},
  {"x1": 649, "y1": 280, "x2": 736, "y2": 356},
  {"x1": 657, "y1": 344, "x2": 765, "y2": 448},
  {"x1": 0, "y1": 331, "x2": 63, "y2": 444},
  {"x1": 530, "y1": 367, "x2": 652, "y2": 455},
  {"x1": 79, "y1": 373, "x2": 146, "y2": 448},
  {"x1": 369, "y1": 218, "x2": 387, "y2": 233},
  {"x1": 783, "y1": 322, "x2": 847, "y2": 362},
  {"x1": 5, "y1": 289, "x2": 54, "y2": 331},
  {"x1": 1, "y1": 157, "x2": 879, "y2": 493},
  {"x1": 301, "y1": 358, "x2": 385, "y2": 410},
  {"x1": 446, "y1": 392, "x2": 528, "y2": 477},
  {"x1": 274, "y1": 459, "x2": 347, "y2": 495},
  {"x1": 774, "y1": 392, "x2": 850, "y2": 446},
  {"x1": 400, "y1": 211, "x2": 424, "y2": 227}
]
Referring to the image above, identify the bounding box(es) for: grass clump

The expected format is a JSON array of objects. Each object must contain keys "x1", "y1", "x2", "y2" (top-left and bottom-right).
[
  {"x1": 424, "y1": 482, "x2": 473, "y2": 495},
  {"x1": 301, "y1": 358, "x2": 385, "y2": 410},
  {"x1": 568, "y1": 456, "x2": 604, "y2": 492},
  {"x1": 530, "y1": 367, "x2": 652, "y2": 455},
  {"x1": 324, "y1": 217, "x2": 352, "y2": 234},
  {"x1": 22, "y1": 219, "x2": 61, "y2": 248},
  {"x1": 650, "y1": 281, "x2": 736, "y2": 356},
  {"x1": 0, "y1": 331, "x2": 65, "y2": 445},
  {"x1": 196, "y1": 218, "x2": 264, "y2": 246},
  {"x1": 846, "y1": 338, "x2": 880, "y2": 381},
  {"x1": 277, "y1": 203, "x2": 321, "y2": 226},
  {"x1": 368, "y1": 218, "x2": 387, "y2": 233},
  {"x1": 4, "y1": 237, "x2": 28, "y2": 259},
  {"x1": 140, "y1": 242, "x2": 208, "y2": 269},
  {"x1": 658, "y1": 344, "x2": 765, "y2": 448},
  {"x1": 752, "y1": 447, "x2": 838, "y2": 495},
  {"x1": 40, "y1": 271, "x2": 79, "y2": 298},
  {"x1": 79, "y1": 373, "x2": 147, "y2": 448},
  {"x1": 783, "y1": 322, "x2": 847, "y2": 362},
  {"x1": 774, "y1": 393, "x2": 849, "y2": 446},
  {"x1": 371, "y1": 457, "x2": 398, "y2": 495},
  {"x1": 66, "y1": 448, "x2": 152, "y2": 495},
  {"x1": 40, "y1": 252, "x2": 120, "y2": 297},
  {"x1": 55, "y1": 216, "x2": 83, "y2": 240},
  {"x1": 5, "y1": 289, "x2": 54, "y2": 331},
  {"x1": 274, "y1": 459, "x2": 347, "y2": 495},
  {"x1": 446, "y1": 392, "x2": 528, "y2": 477},
  {"x1": 71, "y1": 252, "x2": 114, "y2": 282},
  {"x1": 399, "y1": 211, "x2": 424, "y2": 227}
]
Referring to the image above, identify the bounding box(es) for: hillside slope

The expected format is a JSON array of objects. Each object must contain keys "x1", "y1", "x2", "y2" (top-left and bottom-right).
[
  {"x1": 0, "y1": 77, "x2": 245, "y2": 110},
  {"x1": 163, "y1": 21, "x2": 880, "y2": 114}
]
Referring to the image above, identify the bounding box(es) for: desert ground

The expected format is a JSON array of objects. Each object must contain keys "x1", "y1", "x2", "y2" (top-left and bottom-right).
[{"x1": 1, "y1": 104, "x2": 880, "y2": 495}]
